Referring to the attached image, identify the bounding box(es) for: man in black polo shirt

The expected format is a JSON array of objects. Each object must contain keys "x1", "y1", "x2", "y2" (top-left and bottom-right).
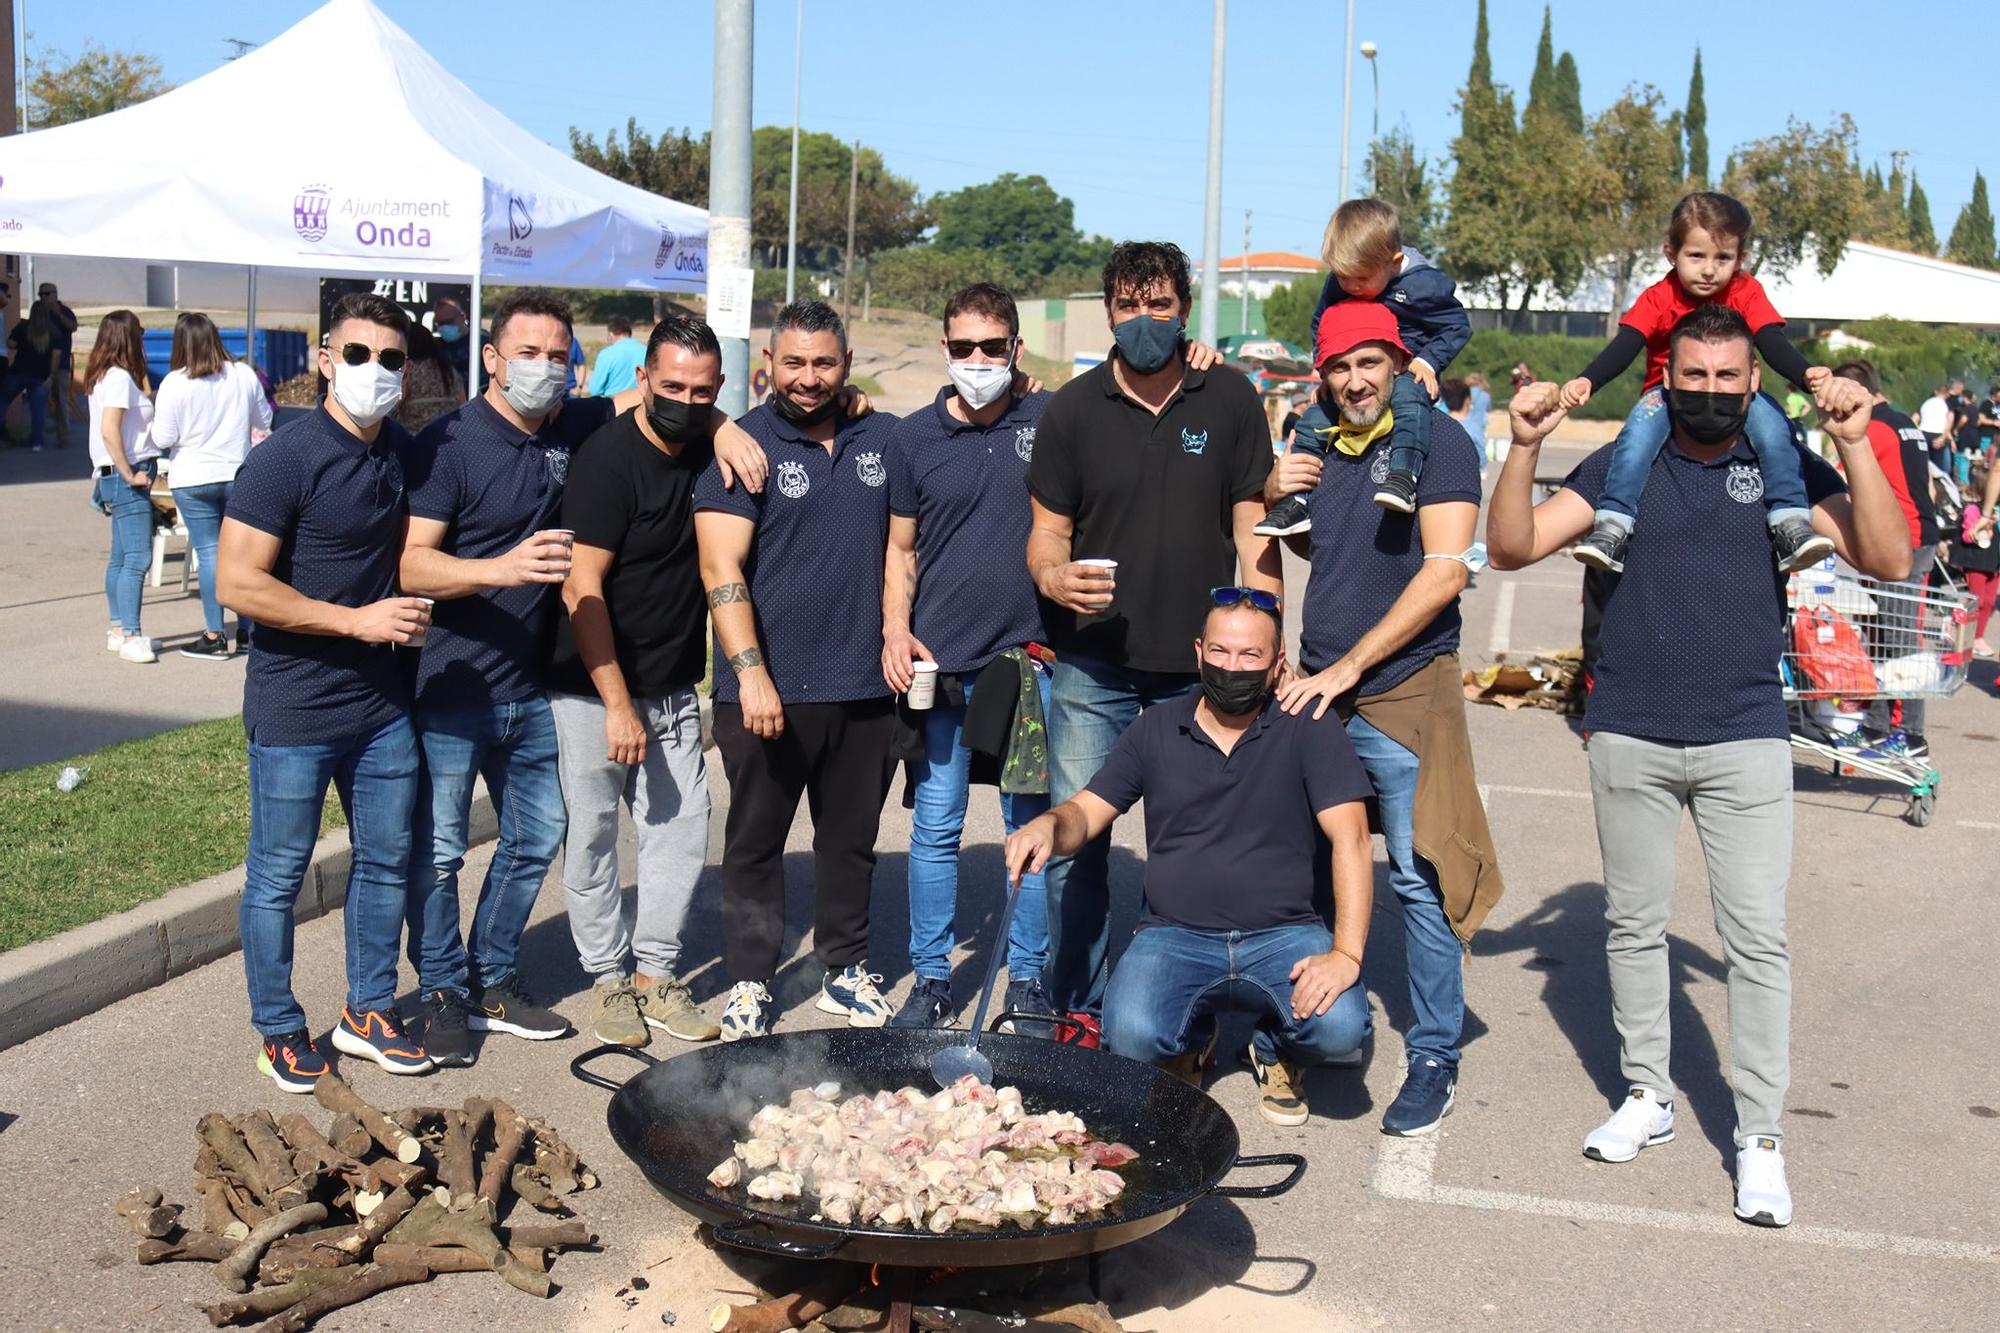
[
  {"x1": 1005, "y1": 594, "x2": 1374, "y2": 1126},
  {"x1": 696, "y1": 300, "x2": 901, "y2": 1041},
  {"x1": 1025, "y1": 241, "x2": 1280, "y2": 1037},
  {"x1": 217, "y1": 292, "x2": 435, "y2": 1090},
  {"x1": 1489, "y1": 304, "x2": 1911, "y2": 1229}
]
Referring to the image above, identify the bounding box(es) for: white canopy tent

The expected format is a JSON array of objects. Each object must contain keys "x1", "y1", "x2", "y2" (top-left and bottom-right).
[{"x1": 0, "y1": 0, "x2": 708, "y2": 392}]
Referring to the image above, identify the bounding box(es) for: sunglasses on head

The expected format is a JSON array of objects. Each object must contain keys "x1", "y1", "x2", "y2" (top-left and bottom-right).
[
  {"x1": 1210, "y1": 586, "x2": 1281, "y2": 615},
  {"x1": 335, "y1": 342, "x2": 407, "y2": 372},
  {"x1": 946, "y1": 337, "x2": 1015, "y2": 360}
]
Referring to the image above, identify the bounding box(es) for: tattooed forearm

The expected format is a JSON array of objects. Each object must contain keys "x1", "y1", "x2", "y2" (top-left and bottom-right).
[
  {"x1": 708, "y1": 581, "x2": 750, "y2": 607},
  {"x1": 727, "y1": 648, "x2": 765, "y2": 672}
]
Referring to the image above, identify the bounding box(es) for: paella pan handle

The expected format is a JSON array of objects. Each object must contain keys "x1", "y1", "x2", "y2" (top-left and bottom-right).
[
  {"x1": 568, "y1": 1044, "x2": 659, "y2": 1092},
  {"x1": 712, "y1": 1218, "x2": 849, "y2": 1260},
  {"x1": 1208, "y1": 1152, "x2": 1308, "y2": 1199},
  {"x1": 985, "y1": 1010, "x2": 1087, "y2": 1038}
]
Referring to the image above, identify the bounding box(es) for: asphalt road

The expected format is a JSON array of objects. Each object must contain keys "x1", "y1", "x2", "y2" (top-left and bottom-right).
[{"x1": 2, "y1": 444, "x2": 1996, "y2": 1329}]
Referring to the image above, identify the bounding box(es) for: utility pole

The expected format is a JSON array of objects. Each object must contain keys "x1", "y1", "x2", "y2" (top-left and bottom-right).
[
  {"x1": 2, "y1": 0, "x2": 18, "y2": 334},
  {"x1": 710, "y1": 0, "x2": 754, "y2": 417},
  {"x1": 1198, "y1": 0, "x2": 1225, "y2": 349},
  {"x1": 1240, "y1": 211, "x2": 1250, "y2": 337},
  {"x1": 1337, "y1": 0, "x2": 1356, "y2": 201},
  {"x1": 1889, "y1": 148, "x2": 1910, "y2": 181},
  {"x1": 785, "y1": 0, "x2": 802, "y2": 303},
  {"x1": 841, "y1": 137, "x2": 859, "y2": 325}
]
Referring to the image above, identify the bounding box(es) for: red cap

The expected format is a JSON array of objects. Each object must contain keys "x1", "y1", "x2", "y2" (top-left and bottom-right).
[{"x1": 1314, "y1": 301, "x2": 1409, "y2": 368}]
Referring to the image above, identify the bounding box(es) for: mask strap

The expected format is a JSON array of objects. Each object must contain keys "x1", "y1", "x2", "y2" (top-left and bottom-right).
[{"x1": 1423, "y1": 542, "x2": 1489, "y2": 573}]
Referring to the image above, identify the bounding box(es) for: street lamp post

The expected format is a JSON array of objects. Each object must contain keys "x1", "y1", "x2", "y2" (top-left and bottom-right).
[
  {"x1": 785, "y1": 0, "x2": 803, "y2": 304},
  {"x1": 1361, "y1": 40, "x2": 1379, "y2": 143},
  {"x1": 1336, "y1": 0, "x2": 1355, "y2": 200}
]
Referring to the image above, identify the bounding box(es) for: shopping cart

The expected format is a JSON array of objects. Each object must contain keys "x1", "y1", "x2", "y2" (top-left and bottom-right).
[{"x1": 1780, "y1": 556, "x2": 1975, "y2": 827}]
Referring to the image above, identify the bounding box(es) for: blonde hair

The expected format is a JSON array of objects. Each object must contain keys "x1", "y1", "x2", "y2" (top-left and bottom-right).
[{"x1": 1322, "y1": 199, "x2": 1403, "y2": 276}]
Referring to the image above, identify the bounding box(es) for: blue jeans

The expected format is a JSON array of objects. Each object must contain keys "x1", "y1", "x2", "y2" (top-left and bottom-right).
[
  {"x1": 241, "y1": 716, "x2": 419, "y2": 1037},
  {"x1": 1598, "y1": 388, "x2": 1808, "y2": 530},
  {"x1": 1346, "y1": 711, "x2": 1463, "y2": 1068},
  {"x1": 1103, "y1": 922, "x2": 1370, "y2": 1068},
  {"x1": 406, "y1": 696, "x2": 567, "y2": 995},
  {"x1": 94, "y1": 460, "x2": 158, "y2": 634},
  {"x1": 171, "y1": 480, "x2": 232, "y2": 635},
  {"x1": 1044, "y1": 652, "x2": 1198, "y2": 1015},
  {"x1": 2, "y1": 373, "x2": 47, "y2": 449},
  {"x1": 1290, "y1": 371, "x2": 1432, "y2": 478},
  {"x1": 907, "y1": 668, "x2": 1052, "y2": 982}
]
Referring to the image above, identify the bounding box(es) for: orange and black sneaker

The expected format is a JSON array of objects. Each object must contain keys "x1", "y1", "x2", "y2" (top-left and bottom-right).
[
  {"x1": 330, "y1": 1006, "x2": 433, "y2": 1075},
  {"x1": 257, "y1": 1029, "x2": 329, "y2": 1094}
]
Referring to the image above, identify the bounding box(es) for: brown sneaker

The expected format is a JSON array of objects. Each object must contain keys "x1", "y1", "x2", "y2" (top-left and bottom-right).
[
  {"x1": 1248, "y1": 1040, "x2": 1309, "y2": 1126},
  {"x1": 590, "y1": 979, "x2": 648, "y2": 1048},
  {"x1": 636, "y1": 976, "x2": 721, "y2": 1042}
]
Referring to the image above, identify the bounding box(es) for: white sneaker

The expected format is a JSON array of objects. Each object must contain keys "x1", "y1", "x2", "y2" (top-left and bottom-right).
[
  {"x1": 719, "y1": 981, "x2": 773, "y2": 1042},
  {"x1": 1583, "y1": 1087, "x2": 1675, "y2": 1162},
  {"x1": 1734, "y1": 1136, "x2": 1793, "y2": 1227},
  {"x1": 117, "y1": 636, "x2": 158, "y2": 664},
  {"x1": 106, "y1": 628, "x2": 124, "y2": 652},
  {"x1": 816, "y1": 963, "x2": 892, "y2": 1027}
]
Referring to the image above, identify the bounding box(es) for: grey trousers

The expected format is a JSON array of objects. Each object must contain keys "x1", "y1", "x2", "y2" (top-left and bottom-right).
[
  {"x1": 1588, "y1": 732, "x2": 1793, "y2": 1140},
  {"x1": 550, "y1": 690, "x2": 711, "y2": 981}
]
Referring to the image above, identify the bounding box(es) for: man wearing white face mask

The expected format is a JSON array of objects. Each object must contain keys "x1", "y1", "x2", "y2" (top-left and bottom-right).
[
  {"x1": 880, "y1": 283, "x2": 1056, "y2": 1030},
  {"x1": 218, "y1": 293, "x2": 434, "y2": 1090}
]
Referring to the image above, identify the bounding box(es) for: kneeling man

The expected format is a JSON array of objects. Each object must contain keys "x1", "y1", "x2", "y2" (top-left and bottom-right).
[{"x1": 1004, "y1": 591, "x2": 1374, "y2": 1125}]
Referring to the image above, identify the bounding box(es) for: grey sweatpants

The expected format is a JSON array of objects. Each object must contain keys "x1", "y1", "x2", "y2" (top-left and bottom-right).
[
  {"x1": 1588, "y1": 733, "x2": 1793, "y2": 1141},
  {"x1": 550, "y1": 690, "x2": 710, "y2": 980}
]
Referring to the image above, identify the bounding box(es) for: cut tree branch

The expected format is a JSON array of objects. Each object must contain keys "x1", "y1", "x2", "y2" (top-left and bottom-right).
[
  {"x1": 215, "y1": 1202, "x2": 328, "y2": 1287},
  {"x1": 311, "y1": 1076, "x2": 420, "y2": 1163},
  {"x1": 250, "y1": 1260, "x2": 431, "y2": 1333}
]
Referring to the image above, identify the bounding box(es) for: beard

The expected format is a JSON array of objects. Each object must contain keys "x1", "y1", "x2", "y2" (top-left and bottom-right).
[{"x1": 1337, "y1": 395, "x2": 1387, "y2": 430}]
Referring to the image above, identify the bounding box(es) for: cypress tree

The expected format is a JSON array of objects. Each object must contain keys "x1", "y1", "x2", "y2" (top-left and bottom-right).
[
  {"x1": 1552, "y1": 52, "x2": 1584, "y2": 135},
  {"x1": 1907, "y1": 174, "x2": 1938, "y2": 255},
  {"x1": 1685, "y1": 49, "x2": 1709, "y2": 186},
  {"x1": 1463, "y1": 0, "x2": 1493, "y2": 137},
  {"x1": 1946, "y1": 171, "x2": 1997, "y2": 269},
  {"x1": 1528, "y1": 7, "x2": 1556, "y2": 116}
]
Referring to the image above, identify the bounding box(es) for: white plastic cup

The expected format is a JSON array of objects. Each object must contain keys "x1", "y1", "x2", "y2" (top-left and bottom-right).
[
  {"x1": 548, "y1": 528, "x2": 576, "y2": 574},
  {"x1": 1076, "y1": 557, "x2": 1118, "y2": 609},
  {"x1": 907, "y1": 660, "x2": 940, "y2": 710},
  {"x1": 408, "y1": 597, "x2": 436, "y2": 649}
]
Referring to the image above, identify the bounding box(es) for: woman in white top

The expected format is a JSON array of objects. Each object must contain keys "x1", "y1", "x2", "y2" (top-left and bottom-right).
[
  {"x1": 153, "y1": 312, "x2": 274, "y2": 659},
  {"x1": 86, "y1": 310, "x2": 161, "y2": 663}
]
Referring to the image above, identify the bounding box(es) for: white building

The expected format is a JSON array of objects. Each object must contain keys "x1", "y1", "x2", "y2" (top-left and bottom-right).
[{"x1": 1201, "y1": 251, "x2": 1326, "y2": 300}]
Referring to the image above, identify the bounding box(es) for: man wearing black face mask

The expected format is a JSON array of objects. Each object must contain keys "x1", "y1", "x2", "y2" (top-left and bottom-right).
[
  {"x1": 1004, "y1": 592, "x2": 1375, "y2": 1127},
  {"x1": 1488, "y1": 303, "x2": 1909, "y2": 1230}
]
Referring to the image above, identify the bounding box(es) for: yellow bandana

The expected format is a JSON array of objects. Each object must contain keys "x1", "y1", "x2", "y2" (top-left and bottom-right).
[{"x1": 1332, "y1": 406, "x2": 1394, "y2": 457}]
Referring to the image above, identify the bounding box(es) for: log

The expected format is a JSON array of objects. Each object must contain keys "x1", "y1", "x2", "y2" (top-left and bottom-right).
[
  {"x1": 502, "y1": 1222, "x2": 594, "y2": 1249},
  {"x1": 384, "y1": 1194, "x2": 549, "y2": 1297},
  {"x1": 311, "y1": 1076, "x2": 419, "y2": 1164},
  {"x1": 372, "y1": 1242, "x2": 557, "y2": 1274},
  {"x1": 251, "y1": 1260, "x2": 430, "y2": 1333},
  {"x1": 509, "y1": 1165, "x2": 565, "y2": 1213},
  {"x1": 336, "y1": 1182, "x2": 421, "y2": 1259},
  {"x1": 276, "y1": 1112, "x2": 424, "y2": 1195},
  {"x1": 436, "y1": 1110, "x2": 475, "y2": 1202},
  {"x1": 1026, "y1": 1303, "x2": 1123, "y2": 1333},
  {"x1": 527, "y1": 1116, "x2": 590, "y2": 1192},
  {"x1": 325, "y1": 1113, "x2": 372, "y2": 1158},
  {"x1": 114, "y1": 1187, "x2": 178, "y2": 1239},
  {"x1": 215, "y1": 1202, "x2": 328, "y2": 1286},
  {"x1": 238, "y1": 1113, "x2": 312, "y2": 1210},
  {"x1": 473, "y1": 1102, "x2": 531, "y2": 1220},
  {"x1": 257, "y1": 1244, "x2": 356, "y2": 1287},
  {"x1": 222, "y1": 1179, "x2": 274, "y2": 1226},
  {"x1": 709, "y1": 1266, "x2": 870, "y2": 1333},
  {"x1": 201, "y1": 1269, "x2": 349, "y2": 1327},
  {"x1": 195, "y1": 1178, "x2": 252, "y2": 1240},
  {"x1": 199, "y1": 1114, "x2": 281, "y2": 1203},
  {"x1": 137, "y1": 1232, "x2": 237, "y2": 1264}
]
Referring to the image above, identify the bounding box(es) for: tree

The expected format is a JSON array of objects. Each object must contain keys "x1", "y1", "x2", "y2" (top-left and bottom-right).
[
  {"x1": 570, "y1": 119, "x2": 710, "y2": 206},
  {"x1": 1722, "y1": 115, "x2": 1863, "y2": 278},
  {"x1": 1855, "y1": 161, "x2": 1914, "y2": 251},
  {"x1": 1509, "y1": 96, "x2": 1610, "y2": 322},
  {"x1": 1364, "y1": 128, "x2": 1440, "y2": 256},
  {"x1": 1552, "y1": 52, "x2": 1585, "y2": 136},
  {"x1": 1684, "y1": 49, "x2": 1708, "y2": 187},
  {"x1": 1463, "y1": 0, "x2": 1493, "y2": 138},
  {"x1": 1444, "y1": 72, "x2": 1524, "y2": 310},
  {"x1": 1946, "y1": 171, "x2": 1997, "y2": 270},
  {"x1": 25, "y1": 42, "x2": 169, "y2": 127},
  {"x1": 1588, "y1": 88, "x2": 1682, "y2": 333},
  {"x1": 1907, "y1": 174, "x2": 1938, "y2": 255},
  {"x1": 931, "y1": 173, "x2": 1107, "y2": 278},
  {"x1": 1262, "y1": 278, "x2": 1323, "y2": 351},
  {"x1": 1527, "y1": 8, "x2": 1556, "y2": 117}
]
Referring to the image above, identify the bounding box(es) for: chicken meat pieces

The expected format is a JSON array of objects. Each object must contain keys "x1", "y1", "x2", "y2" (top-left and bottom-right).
[{"x1": 705, "y1": 1073, "x2": 1139, "y2": 1233}]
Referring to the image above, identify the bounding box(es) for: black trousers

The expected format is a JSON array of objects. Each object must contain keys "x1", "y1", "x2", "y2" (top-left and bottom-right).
[{"x1": 712, "y1": 697, "x2": 896, "y2": 981}]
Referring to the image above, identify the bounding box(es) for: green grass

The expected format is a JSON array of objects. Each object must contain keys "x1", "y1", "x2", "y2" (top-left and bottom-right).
[
  {"x1": 850, "y1": 373, "x2": 886, "y2": 398},
  {"x1": 0, "y1": 718, "x2": 344, "y2": 952}
]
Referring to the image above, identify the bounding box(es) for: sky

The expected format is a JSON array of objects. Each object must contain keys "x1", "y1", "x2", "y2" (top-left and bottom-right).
[{"x1": 20, "y1": 0, "x2": 2000, "y2": 262}]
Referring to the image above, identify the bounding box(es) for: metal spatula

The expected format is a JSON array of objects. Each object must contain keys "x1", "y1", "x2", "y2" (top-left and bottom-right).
[{"x1": 928, "y1": 863, "x2": 1027, "y2": 1089}]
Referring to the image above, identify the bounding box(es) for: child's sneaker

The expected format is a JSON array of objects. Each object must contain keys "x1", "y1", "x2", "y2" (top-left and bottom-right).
[
  {"x1": 330, "y1": 1006, "x2": 432, "y2": 1074},
  {"x1": 1572, "y1": 520, "x2": 1630, "y2": 574},
  {"x1": 1372, "y1": 468, "x2": 1418, "y2": 514},
  {"x1": 1254, "y1": 494, "x2": 1313, "y2": 537},
  {"x1": 1771, "y1": 517, "x2": 1835, "y2": 573},
  {"x1": 719, "y1": 981, "x2": 773, "y2": 1042},
  {"x1": 257, "y1": 1030, "x2": 329, "y2": 1094}
]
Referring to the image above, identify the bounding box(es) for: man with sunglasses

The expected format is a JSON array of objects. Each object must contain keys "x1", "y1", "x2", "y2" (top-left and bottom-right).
[
  {"x1": 1026, "y1": 240, "x2": 1281, "y2": 1043},
  {"x1": 880, "y1": 283, "x2": 1055, "y2": 1031},
  {"x1": 217, "y1": 292, "x2": 434, "y2": 1090},
  {"x1": 1267, "y1": 301, "x2": 1503, "y2": 1138},
  {"x1": 1004, "y1": 590, "x2": 1375, "y2": 1126}
]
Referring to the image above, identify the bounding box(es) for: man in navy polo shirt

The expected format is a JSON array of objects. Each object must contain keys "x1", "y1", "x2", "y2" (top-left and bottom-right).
[
  {"x1": 217, "y1": 292, "x2": 435, "y2": 1090},
  {"x1": 696, "y1": 300, "x2": 900, "y2": 1041},
  {"x1": 1267, "y1": 300, "x2": 1502, "y2": 1139},
  {"x1": 1026, "y1": 241, "x2": 1281, "y2": 1037},
  {"x1": 1005, "y1": 594, "x2": 1375, "y2": 1127},
  {"x1": 881, "y1": 282, "x2": 1054, "y2": 1030},
  {"x1": 1489, "y1": 303, "x2": 1911, "y2": 1229}
]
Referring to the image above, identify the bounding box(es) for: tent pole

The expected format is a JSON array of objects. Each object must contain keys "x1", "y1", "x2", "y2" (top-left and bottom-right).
[
  {"x1": 245, "y1": 266, "x2": 259, "y2": 370},
  {"x1": 467, "y1": 274, "x2": 482, "y2": 401}
]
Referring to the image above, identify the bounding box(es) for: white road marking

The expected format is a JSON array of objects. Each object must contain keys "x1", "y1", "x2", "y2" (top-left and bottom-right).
[
  {"x1": 1481, "y1": 784, "x2": 1594, "y2": 801},
  {"x1": 1370, "y1": 1134, "x2": 1997, "y2": 1265},
  {"x1": 1957, "y1": 820, "x2": 2000, "y2": 831},
  {"x1": 1487, "y1": 581, "x2": 1516, "y2": 658}
]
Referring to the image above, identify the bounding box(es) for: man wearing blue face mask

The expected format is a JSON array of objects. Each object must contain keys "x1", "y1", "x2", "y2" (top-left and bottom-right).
[{"x1": 1025, "y1": 241, "x2": 1282, "y2": 1045}]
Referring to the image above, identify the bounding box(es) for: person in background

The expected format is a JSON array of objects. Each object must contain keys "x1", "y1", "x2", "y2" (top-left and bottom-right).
[
  {"x1": 85, "y1": 310, "x2": 161, "y2": 663},
  {"x1": 216, "y1": 292, "x2": 434, "y2": 1090},
  {"x1": 1464, "y1": 371, "x2": 1493, "y2": 436},
  {"x1": 1280, "y1": 391, "x2": 1308, "y2": 443},
  {"x1": 1438, "y1": 377, "x2": 1471, "y2": 423},
  {"x1": 152, "y1": 312, "x2": 273, "y2": 660},
  {"x1": 4, "y1": 294, "x2": 58, "y2": 451},
  {"x1": 396, "y1": 322, "x2": 464, "y2": 433},
  {"x1": 587, "y1": 315, "x2": 647, "y2": 397},
  {"x1": 37, "y1": 283, "x2": 80, "y2": 448},
  {"x1": 1916, "y1": 383, "x2": 1951, "y2": 463}
]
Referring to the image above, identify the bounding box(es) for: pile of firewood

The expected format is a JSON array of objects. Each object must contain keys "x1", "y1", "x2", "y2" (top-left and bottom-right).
[{"x1": 122, "y1": 1074, "x2": 600, "y2": 1331}]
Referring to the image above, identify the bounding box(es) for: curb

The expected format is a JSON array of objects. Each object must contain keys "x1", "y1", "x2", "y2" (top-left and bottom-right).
[{"x1": 0, "y1": 793, "x2": 497, "y2": 1054}]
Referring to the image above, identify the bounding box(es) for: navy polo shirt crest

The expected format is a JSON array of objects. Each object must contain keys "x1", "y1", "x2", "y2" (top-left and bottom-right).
[
  {"x1": 886, "y1": 387, "x2": 1049, "y2": 674},
  {"x1": 1564, "y1": 435, "x2": 1847, "y2": 744},
  {"x1": 694, "y1": 403, "x2": 900, "y2": 704},
  {"x1": 225, "y1": 407, "x2": 411, "y2": 747},
  {"x1": 1085, "y1": 694, "x2": 1374, "y2": 932},
  {"x1": 1300, "y1": 410, "x2": 1483, "y2": 694},
  {"x1": 403, "y1": 396, "x2": 613, "y2": 710}
]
